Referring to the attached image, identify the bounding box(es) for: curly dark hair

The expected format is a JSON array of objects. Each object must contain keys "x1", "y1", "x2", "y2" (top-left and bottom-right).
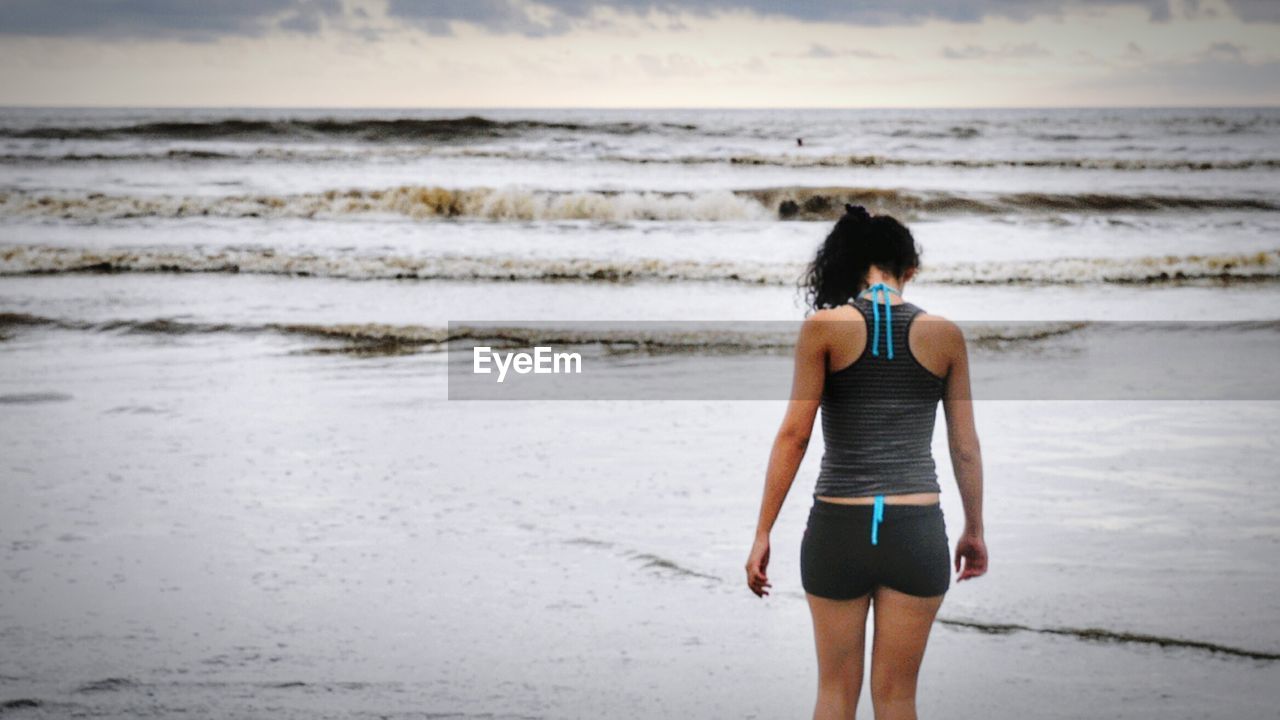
[{"x1": 801, "y1": 204, "x2": 921, "y2": 311}]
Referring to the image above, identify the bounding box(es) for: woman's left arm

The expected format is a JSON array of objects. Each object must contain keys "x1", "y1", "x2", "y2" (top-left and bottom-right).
[{"x1": 746, "y1": 315, "x2": 827, "y2": 597}]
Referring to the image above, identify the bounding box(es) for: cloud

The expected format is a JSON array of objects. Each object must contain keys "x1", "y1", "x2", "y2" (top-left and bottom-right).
[
  {"x1": 941, "y1": 43, "x2": 1053, "y2": 60},
  {"x1": 770, "y1": 44, "x2": 892, "y2": 60},
  {"x1": 2, "y1": 0, "x2": 1276, "y2": 42},
  {"x1": 0, "y1": 0, "x2": 343, "y2": 40},
  {"x1": 381, "y1": 0, "x2": 1280, "y2": 37},
  {"x1": 278, "y1": 0, "x2": 342, "y2": 34},
  {"x1": 1223, "y1": 0, "x2": 1280, "y2": 22},
  {"x1": 386, "y1": 1, "x2": 1193, "y2": 37},
  {"x1": 805, "y1": 44, "x2": 890, "y2": 59},
  {"x1": 1201, "y1": 40, "x2": 1245, "y2": 61}
]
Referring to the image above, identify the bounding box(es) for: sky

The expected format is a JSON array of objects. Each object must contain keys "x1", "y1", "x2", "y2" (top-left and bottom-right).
[{"x1": 0, "y1": 0, "x2": 1277, "y2": 107}]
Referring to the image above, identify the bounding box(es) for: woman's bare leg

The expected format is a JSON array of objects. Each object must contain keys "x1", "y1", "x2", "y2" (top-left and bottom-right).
[
  {"x1": 807, "y1": 592, "x2": 873, "y2": 719},
  {"x1": 868, "y1": 586, "x2": 945, "y2": 720}
]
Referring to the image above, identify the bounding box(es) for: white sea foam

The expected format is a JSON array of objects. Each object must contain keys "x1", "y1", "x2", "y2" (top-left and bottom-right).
[
  {"x1": 3, "y1": 244, "x2": 1277, "y2": 285},
  {"x1": 0, "y1": 186, "x2": 773, "y2": 223},
  {"x1": 2, "y1": 184, "x2": 1274, "y2": 225},
  {"x1": 0, "y1": 310, "x2": 1096, "y2": 352}
]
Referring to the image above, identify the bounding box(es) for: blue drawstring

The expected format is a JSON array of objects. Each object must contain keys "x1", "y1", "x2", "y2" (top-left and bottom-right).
[
  {"x1": 871, "y1": 494, "x2": 885, "y2": 545},
  {"x1": 869, "y1": 287, "x2": 880, "y2": 356},
  {"x1": 857, "y1": 284, "x2": 899, "y2": 544},
  {"x1": 859, "y1": 282, "x2": 900, "y2": 360}
]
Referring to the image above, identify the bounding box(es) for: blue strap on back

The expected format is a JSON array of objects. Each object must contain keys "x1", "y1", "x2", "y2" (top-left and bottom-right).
[
  {"x1": 871, "y1": 494, "x2": 885, "y2": 545},
  {"x1": 856, "y1": 284, "x2": 901, "y2": 544},
  {"x1": 858, "y1": 282, "x2": 900, "y2": 360}
]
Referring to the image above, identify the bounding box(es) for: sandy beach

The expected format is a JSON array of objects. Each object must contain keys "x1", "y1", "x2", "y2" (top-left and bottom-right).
[{"x1": 3, "y1": 292, "x2": 1280, "y2": 717}]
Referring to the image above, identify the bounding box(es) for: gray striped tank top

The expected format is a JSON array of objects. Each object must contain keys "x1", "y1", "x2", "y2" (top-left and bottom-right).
[{"x1": 814, "y1": 292, "x2": 946, "y2": 497}]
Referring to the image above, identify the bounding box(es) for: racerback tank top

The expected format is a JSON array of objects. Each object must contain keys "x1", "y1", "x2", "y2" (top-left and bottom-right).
[{"x1": 814, "y1": 285, "x2": 946, "y2": 499}]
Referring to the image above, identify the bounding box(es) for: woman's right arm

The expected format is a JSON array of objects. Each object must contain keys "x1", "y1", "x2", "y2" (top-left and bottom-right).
[
  {"x1": 941, "y1": 319, "x2": 988, "y2": 581},
  {"x1": 745, "y1": 314, "x2": 827, "y2": 598}
]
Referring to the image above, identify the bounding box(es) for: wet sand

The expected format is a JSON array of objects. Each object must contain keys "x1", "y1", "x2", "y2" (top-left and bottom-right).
[{"x1": 2, "y1": 327, "x2": 1277, "y2": 718}]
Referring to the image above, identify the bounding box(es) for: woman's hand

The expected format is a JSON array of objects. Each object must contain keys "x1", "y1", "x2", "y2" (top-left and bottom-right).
[
  {"x1": 745, "y1": 535, "x2": 772, "y2": 597},
  {"x1": 954, "y1": 529, "x2": 988, "y2": 582}
]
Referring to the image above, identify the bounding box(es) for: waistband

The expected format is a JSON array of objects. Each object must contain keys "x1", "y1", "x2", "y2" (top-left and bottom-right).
[{"x1": 810, "y1": 494, "x2": 941, "y2": 518}]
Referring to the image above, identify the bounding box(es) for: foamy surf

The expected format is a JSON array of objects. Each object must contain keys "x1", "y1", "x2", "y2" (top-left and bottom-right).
[
  {"x1": 1, "y1": 185, "x2": 1275, "y2": 224},
  {"x1": 6, "y1": 145, "x2": 1277, "y2": 172},
  {"x1": 610, "y1": 152, "x2": 1280, "y2": 172},
  {"x1": 2, "y1": 244, "x2": 1278, "y2": 286},
  {"x1": 0, "y1": 115, "x2": 700, "y2": 142},
  {"x1": 0, "y1": 186, "x2": 772, "y2": 223},
  {"x1": 0, "y1": 311, "x2": 1094, "y2": 353},
  {"x1": 0, "y1": 245, "x2": 789, "y2": 283}
]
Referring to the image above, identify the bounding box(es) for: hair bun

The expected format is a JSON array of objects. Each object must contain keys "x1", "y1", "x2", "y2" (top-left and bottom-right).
[{"x1": 844, "y1": 203, "x2": 871, "y2": 222}]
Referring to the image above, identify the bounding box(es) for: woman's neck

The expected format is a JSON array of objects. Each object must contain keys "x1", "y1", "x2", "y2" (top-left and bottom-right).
[{"x1": 860, "y1": 278, "x2": 904, "y2": 298}]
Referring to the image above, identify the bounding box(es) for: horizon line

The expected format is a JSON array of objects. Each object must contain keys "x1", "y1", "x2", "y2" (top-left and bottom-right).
[{"x1": 2, "y1": 103, "x2": 1278, "y2": 111}]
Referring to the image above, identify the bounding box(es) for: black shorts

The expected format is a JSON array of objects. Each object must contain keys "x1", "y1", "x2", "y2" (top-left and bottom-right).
[{"x1": 800, "y1": 495, "x2": 951, "y2": 600}]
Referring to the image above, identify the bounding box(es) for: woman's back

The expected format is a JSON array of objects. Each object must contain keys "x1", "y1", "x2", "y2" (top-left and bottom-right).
[{"x1": 814, "y1": 295, "x2": 947, "y2": 498}]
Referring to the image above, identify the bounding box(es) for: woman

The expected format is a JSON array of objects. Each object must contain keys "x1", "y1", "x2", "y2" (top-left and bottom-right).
[{"x1": 746, "y1": 204, "x2": 988, "y2": 720}]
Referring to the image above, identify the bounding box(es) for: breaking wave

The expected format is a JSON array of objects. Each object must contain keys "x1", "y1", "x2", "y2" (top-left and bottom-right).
[
  {"x1": 741, "y1": 186, "x2": 1279, "y2": 219},
  {"x1": 0, "y1": 245, "x2": 787, "y2": 283},
  {"x1": 889, "y1": 125, "x2": 983, "y2": 140},
  {"x1": 7, "y1": 144, "x2": 1276, "y2": 173},
  {"x1": 3, "y1": 244, "x2": 1278, "y2": 286},
  {"x1": 1, "y1": 185, "x2": 1275, "y2": 224},
  {"x1": 0, "y1": 115, "x2": 698, "y2": 142},
  {"x1": 0, "y1": 311, "x2": 1095, "y2": 354},
  {"x1": 1, "y1": 149, "x2": 241, "y2": 163},
  {"x1": 678, "y1": 153, "x2": 1280, "y2": 172},
  {"x1": 0, "y1": 186, "x2": 770, "y2": 222}
]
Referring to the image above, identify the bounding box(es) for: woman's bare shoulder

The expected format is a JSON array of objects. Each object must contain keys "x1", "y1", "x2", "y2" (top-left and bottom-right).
[
  {"x1": 912, "y1": 311, "x2": 965, "y2": 348},
  {"x1": 805, "y1": 305, "x2": 862, "y2": 322},
  {"x1": 802, "y1": 305, "x2": 863, "y2": 333}
]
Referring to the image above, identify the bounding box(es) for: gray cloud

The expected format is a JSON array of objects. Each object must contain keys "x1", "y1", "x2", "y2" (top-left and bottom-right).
[
  {"x1": 1, "y1": 0, "x2": 1275, "y2": 41},
  {"x1": 1223, "y1": 0, "x2": 1280, "y2": 22},
  {"x1": 1201, "y1": 40, "x2": 1246, "y2": 61},
  {"x1": 942, "y1": 43, "x2": 1053, "y2": 60},
  {"x1": 388, "y1": 0, "x2": 1175, "y2": 31},
  {"x1": 772, "y1": 44, "x2": 892, "y2": 60},
  {"x1": 0, "y1": 0, "x2": 342, "y2": 40},
  {"x1": 278, "y1": 0, "x2": 342, "y2": 34},
  {"x1": 385, "y1": 0, "x2": 1200, "y2": 37}
]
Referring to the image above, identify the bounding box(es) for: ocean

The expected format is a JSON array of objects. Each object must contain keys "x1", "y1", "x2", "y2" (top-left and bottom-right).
[{"x1": 1, "y1": 106, "x2": 1278, "y2": 718}]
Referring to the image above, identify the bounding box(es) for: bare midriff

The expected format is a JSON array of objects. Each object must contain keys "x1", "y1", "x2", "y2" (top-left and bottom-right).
[{"x1": 815, "y1": 492, "x2": 940, "y2": 505}]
